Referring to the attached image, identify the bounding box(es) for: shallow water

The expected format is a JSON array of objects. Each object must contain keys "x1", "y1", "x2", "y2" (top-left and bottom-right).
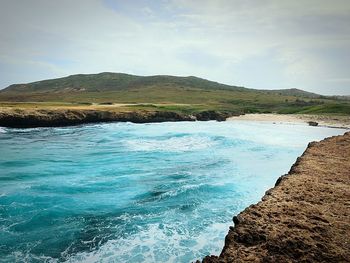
[{"x1": 0, "y1": 121, "x2": 346, "y2": 262}]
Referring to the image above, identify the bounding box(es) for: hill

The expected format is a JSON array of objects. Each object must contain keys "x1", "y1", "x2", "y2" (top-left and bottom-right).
[
  {"x1": 262, "y1": 88, "x2": 323, "y2": 99},
  {"x1": 0, "y1": 72, "x2": 246, "y2": 94},
  {"x1": 0, "y1": 72, "x2": 349, "y2": 116}
]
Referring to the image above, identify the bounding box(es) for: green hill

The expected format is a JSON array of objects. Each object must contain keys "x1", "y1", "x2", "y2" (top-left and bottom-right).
[
  {"x1": 1, "y1": 72, "x2": 246, "y2": 93},
  {"x1": 0, "y1": 72, "x2": 349, "y2": 115},
  {"x1": 262, "y1": 88, "x2": 323, "y2": 99}
]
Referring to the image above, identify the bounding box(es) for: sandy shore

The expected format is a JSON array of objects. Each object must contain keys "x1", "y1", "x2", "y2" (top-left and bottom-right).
[{"x1": 228, "y1": 113, "x2": 350, "y2": 129}]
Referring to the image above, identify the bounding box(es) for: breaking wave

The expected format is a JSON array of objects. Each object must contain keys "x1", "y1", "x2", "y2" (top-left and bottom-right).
[{"x1": 123, "y1": 135, "x2": 216, "y2": 152}]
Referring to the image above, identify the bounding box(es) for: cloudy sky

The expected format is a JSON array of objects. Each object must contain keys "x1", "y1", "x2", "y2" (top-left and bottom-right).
[{"x1": 0, "y1": 0, "x2": 349, "y2": 95}]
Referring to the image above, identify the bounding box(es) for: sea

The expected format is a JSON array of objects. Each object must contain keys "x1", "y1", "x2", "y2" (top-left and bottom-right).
[{"x1": 0, "y1": 121, "x2": 346, "y2": 262}]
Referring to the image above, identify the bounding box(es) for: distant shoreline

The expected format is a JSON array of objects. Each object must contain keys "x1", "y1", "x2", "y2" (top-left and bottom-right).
[
  {"x1": 0, "y1": 104, "x2": 349, "y2": 129},
  {"x1": 228, "y1": 113, "x2": 350, "y2": 129},
  {"x1": 0, "y1": 108, "x2": 232, "y2": 128}
]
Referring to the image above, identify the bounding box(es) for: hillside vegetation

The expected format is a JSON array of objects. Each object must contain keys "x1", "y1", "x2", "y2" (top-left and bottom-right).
[{"x1": 1, "y1": 72, "x2": 349, "y2": 115}]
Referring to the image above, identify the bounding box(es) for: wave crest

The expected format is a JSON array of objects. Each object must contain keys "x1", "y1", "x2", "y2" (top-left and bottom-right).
[{"x1": 124, "y1": 135, "x2": 216, "y2": 152}]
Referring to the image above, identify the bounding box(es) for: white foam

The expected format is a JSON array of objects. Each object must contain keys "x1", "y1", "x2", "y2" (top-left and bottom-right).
[
  {"x1": 123, "y1": 135, "x2": 216, "y2": 152},
  {"x1": 147, "y1": 183, "x2": 204, "y2": 201},
  {"x1": 63, "y1": 221, "x2": 228, "y2": 263},
  {"x1": 0, "y1": 127, "x2": 6, "y2": 133},
  {"x1": 9, "y1": 247, "x2": 58, "y2": 263}
]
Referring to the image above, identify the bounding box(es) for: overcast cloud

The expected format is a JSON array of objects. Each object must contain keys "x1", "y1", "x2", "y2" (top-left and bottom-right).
[{"x1": 0, "y1": 0, "x2": 349, "y2": 95}]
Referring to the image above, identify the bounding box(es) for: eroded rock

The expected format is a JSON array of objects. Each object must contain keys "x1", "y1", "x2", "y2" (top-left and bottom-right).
[
  {"x1": 201, "y1": 132, "x2": 350, "y2": 263},
  {"x1": 0, "y1": 109, "x2": 234, "y2": 128}
]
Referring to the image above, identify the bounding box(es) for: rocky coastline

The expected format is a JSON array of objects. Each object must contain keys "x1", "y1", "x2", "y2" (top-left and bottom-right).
[
  {"x1": 0, "y1": 109, "x2": 233, "y2": 128},
  {"x1": 200, "y1": 131, "x2": 350, "y2": 262}
]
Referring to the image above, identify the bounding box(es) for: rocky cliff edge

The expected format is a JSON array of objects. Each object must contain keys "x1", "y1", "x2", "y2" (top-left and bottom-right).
[{"x1": 200, "y1": 131, "x2": 350, "y2": 263}]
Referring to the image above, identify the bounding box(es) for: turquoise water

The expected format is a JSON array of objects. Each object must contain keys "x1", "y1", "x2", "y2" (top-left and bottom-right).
[{"x1": 0, "y1": 121, "x2": 346, "y2": 262}]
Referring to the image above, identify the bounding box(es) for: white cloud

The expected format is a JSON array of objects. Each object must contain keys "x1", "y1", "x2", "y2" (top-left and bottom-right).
[{"x1": 0, "y1": 0, "x2": 349, "y2": 95}]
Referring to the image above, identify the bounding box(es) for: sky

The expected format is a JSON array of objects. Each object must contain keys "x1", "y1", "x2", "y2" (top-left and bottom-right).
[{"x1": 0, "y1": 0, "x2": 349, "y2": 95}]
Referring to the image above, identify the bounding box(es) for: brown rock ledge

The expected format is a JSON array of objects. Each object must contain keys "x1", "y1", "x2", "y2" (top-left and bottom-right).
[
  {"x1": 0, "y1": 109, "x2": 232, "y2": 128},
  {"x1": 200, "y1": 131, "x2": 350, "y2": 263}
]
